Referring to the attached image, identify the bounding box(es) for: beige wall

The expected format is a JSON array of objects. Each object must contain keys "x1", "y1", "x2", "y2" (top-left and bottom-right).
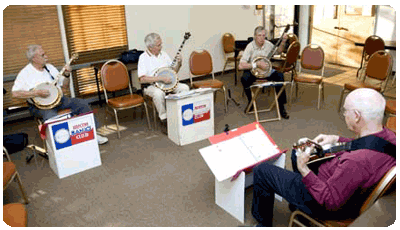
[{"x1": 125, "y1": 5, "x2": 263, "y2": 81}]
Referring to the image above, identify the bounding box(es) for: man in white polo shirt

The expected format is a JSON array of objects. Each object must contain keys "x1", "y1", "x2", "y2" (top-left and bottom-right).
[
  {"x1": 138, "y1": 33, "x2": 189, "y2": 132},
  {"x1": 12, "y1": 45, "x2": 108, "y2": 145}
]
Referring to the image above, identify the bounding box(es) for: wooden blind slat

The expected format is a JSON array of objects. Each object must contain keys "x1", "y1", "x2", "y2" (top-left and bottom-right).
[
  {"x1": 62, "y1": 5, "x2": 128, "y2": 97},
  {"x1": 3, "y1": 5, "x2": 65, "y2": 109}
]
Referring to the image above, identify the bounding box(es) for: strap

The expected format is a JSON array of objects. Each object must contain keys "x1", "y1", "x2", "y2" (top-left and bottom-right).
[
  {"x1": 322, "y1": 135, "x2": 396, "y2": 158},
  {"x1": 44, "y1": 65, "x2": 55, "y2": 80},
  {"x1": 350, "y1": 135, "x2": 396, "y2": 158}
]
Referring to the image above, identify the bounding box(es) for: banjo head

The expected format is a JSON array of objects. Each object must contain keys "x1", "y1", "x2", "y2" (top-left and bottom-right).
[
  {"x1": 32, "y1": 82, "x2": 63, "y2": 107},
  {"x1": 251, "y1": 56, "x2": 272, "y2": 78},
  {"x1": 154, "y1": 68, "x2": 178, "y2": 92}
]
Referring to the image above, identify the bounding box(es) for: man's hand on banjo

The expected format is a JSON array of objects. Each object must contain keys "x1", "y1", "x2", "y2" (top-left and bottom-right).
[
  {"x1": 256, "y1": 60, "x2": 269, "y2": 71},
  {"x1": 160, "y1": 76, "x2": 172, "y2": 84},
  {"x1": 35, "y1": 89, "x2": 50, "y2": 98}
]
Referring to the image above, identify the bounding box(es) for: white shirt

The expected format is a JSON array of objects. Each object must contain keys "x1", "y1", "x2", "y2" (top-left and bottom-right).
[
  {"x1": 240, "y1": 40, "x2": 275, "y2": 63},
  {"x1": 12, "y1": 63, "x2": 64, "y2": 92},
  {"x1": 137, "y1": 50, "x2": 172, "y2": 78}
]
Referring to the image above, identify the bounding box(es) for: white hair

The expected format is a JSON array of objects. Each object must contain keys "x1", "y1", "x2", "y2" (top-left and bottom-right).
[
  {"x1": 254, "y1": 26, "x2": 266, "y2": 36},
  {"x1": 26, "y1": 45, "x2": 41, "y2": 62},
  {"x1": 144, "y1": 33, "x2": 161, "y2": 48},
  {"x1": 346, "y1": 88, "x2": 386, "y2": 123}
]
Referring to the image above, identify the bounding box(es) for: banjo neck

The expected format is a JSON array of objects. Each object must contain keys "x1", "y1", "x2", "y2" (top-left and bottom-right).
[
  {"x1": 266, "y1": 24, "x2": 290, "y2": 59},
  {"x1": 170, "y1": 32, "x2": 191, "y2": 68},
  {"x1": 51, "y1": 53, "x2": 79, "y2": 84}
]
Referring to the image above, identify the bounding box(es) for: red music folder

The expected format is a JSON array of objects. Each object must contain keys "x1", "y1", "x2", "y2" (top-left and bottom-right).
[{"x1": 200, "y1": 122, "x2": 287, "y2": 182}]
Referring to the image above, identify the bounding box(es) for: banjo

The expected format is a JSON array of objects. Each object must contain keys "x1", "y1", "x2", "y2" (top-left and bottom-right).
[
  {"x1": 251, "y1": 24, "x2": 290, "y2": 78},
  {"x1": 292, "y1": 137, "x2": 347, "y2": 166},
  {"x1": 31, "y1": 53, "x2": 78, "y2": 110},
  {"x1": 154, "y1": 32, "x2": 191, "y2": 93}
]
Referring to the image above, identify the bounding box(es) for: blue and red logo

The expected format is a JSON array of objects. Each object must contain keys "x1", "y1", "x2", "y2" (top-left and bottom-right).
[{"x1": 52, "y1": 121, "x2": 94, "y2": 150}]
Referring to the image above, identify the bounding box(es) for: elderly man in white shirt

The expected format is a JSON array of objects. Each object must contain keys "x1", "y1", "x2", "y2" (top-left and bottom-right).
[
  {"x1": 138, "y1": 33, "x2": 190, "y2": 129},
  {"x1": 12, "y1": 45, "x2": 108, "y2": 145}
]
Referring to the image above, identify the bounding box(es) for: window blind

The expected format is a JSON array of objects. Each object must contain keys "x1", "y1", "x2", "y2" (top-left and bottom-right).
[
  {"x1": 3, "y1": 5, "x2": 65, "y2": 109},
  {"x1": 62, "y1": 5, "x2": 128, "y2": 98}
]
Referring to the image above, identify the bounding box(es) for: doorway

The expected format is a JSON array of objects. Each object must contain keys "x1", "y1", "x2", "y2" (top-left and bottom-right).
[{"x1": 310, "y1": 5, "x2": 376, "y2": 68}]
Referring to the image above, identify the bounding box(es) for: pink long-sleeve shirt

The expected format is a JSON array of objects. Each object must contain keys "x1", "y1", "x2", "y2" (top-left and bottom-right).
[{"x1": 302, "y1": 127, "x2": 396, "y2": 211}]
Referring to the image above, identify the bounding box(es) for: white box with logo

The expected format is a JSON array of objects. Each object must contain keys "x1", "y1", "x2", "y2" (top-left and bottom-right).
[
  {"x1": 165, "y1": 89, "x2": 215, "y2": 146},
  {"x1": 43, "y1": 112, "x2": 102, "y2": 179}
]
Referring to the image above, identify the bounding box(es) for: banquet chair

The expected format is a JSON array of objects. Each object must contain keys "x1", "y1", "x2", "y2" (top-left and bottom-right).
[
  {"x1": 189, "y1": 49, "x2": 227, "y2": 113},
  {"x1": 385, "y1": 99, "x2": 396, "y2": 117},
  {"x1": 3, "y1": 146, "x2": 29, "y2": 204},
  {"x1": 272, "y1": 41, "x2": 301, "y2": 76},
  {"x1": 356, "y1": 35, "x2": 385, "y2": 80},
  {"x1": 386, "y1": 116, "x2": 396, "y2": 133},
  {"x1": 288, "y1": 165, "x2": 396, "y2": 227},
  {"x1": 100, "y1": 59, "x2": 151, "y2": 138},
  {"x1": 3, "y1": 203, "x2": 27, "y2": 227},
  {"x1": 290, "y1": 44, "x2": 325, "y2": 109},
  {"x1": 337, "y1": 50, "x2": 392, "y2": 113},
  {"x1": 222, "y1": 33, "x2": 242, "y2": 76},
  {"x1": 280, "y1": 33, "x2": 298, "y2": 59}
]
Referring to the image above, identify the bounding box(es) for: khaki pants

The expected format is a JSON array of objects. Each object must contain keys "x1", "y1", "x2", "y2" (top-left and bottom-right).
[{"x1": 143, "y1": 83, "x2": 190, "y2": 120}]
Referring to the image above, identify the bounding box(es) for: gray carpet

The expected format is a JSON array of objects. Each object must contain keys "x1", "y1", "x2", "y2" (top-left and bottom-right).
[{"x1": 4, "y1": 71, "x2": 360, "y2": 227}]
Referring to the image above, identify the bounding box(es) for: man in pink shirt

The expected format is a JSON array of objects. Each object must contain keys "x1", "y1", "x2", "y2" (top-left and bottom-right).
[{"x1": 251, "y1": 88, "x2": 395, "y2": 226}]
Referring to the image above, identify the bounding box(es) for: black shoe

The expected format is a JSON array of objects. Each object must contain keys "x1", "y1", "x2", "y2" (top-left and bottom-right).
[{"x1": 280, "y1": 109, "x2": 289, "y2": 119}]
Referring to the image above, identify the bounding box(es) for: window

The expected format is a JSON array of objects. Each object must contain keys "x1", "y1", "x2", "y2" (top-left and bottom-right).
[
  {"x1": 3, "y1": 5, "x2": 65, "y2": 109},
  {"x1": 62, "y1": 5, "x2": 128, "y2": 98}
]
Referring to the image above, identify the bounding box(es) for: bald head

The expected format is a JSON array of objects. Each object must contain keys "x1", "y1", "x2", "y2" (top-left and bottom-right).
[{"x1": 344, "y1": 88, "x2": 386, "y2": 123}]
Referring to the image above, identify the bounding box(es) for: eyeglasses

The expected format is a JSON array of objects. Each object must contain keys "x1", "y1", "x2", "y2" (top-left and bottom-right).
[{"x1": 340, "y1": 108, "x2": 356, "y2": 120}]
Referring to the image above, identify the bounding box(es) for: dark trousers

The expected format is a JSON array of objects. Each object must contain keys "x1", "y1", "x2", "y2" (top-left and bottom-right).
[
  {"x1": 251, "y1": 151, "x2": 326, "y2": 226},
  {"x1": 28, "y1": 96, "x2": 99, "y2": 129},
  {"x1": 240, "y1": 70, "x2": 287, "y2": 110}
]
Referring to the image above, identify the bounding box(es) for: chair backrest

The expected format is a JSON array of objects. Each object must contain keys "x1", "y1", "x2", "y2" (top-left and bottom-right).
[
  {"x1": 189, "y1": 49, "x2": 214, "y2": 85},
  {"x1": 360, "y1": 166, "x2": 396, "y2": 214},
  {"x1": 300, "y1": 44, "x2": 325, "y2": 77},
  {"x1": 281, "y1": 41, "x2": 301, "y2": 70},
  {"x1": 100, "y1": 60, "x2": 132, "y2": 98},
  {"x1": 364, "y1": 50, "x2": 392, "y2": 91},
  {"x1": 364, "y1": 35, "x2": 385, "y2": 58},
  {"x1": 282, "y1": 33, "x2": 298, "y2": 54},
  {"x1": 222, "y1": 33, "x2": 235, "y2": 54}
]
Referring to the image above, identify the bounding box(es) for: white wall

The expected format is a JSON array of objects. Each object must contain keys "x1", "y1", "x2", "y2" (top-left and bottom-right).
[
  {"x1": 375, "y1": 5, "x2": 396, "y2": 72},
  {"x1": 125, "y1": 5, "x2": 263, "y2": 81}
]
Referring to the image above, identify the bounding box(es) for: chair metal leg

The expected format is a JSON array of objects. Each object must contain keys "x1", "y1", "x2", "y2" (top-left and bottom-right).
[
  {"x1": 153, "y1": 105, "x2": 157, "y2": 131},
  {"x1": 337, "y1": 88, "x2": 346, "y2": 113},
  {"x1": 289, "y1": 81, "x2": 295, "y2": 107},
  {"x1": 143, "y1": 102, "x2": 152, "y2": 130},
  {"x1": 14, "y1": 172, "x2": 30, "y2": 204},
  {"x1": 113, "y1": 109, "x2": 121, "y2": 139},
  {"x1": 318, "y1": 83, "x2": 322, "y2": 110},
  {"x1": 222, "y1": 86, "x2": 228, "y2": 113}
]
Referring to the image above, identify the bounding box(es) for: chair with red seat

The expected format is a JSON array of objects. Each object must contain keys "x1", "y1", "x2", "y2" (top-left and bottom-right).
[
  {"x1": 290, "y1": 44, "x2": 325, "y2": 109},
  {"x1": 100, "y1": 59, "x2": 151, "y2": 138},
  {"x1": 337, "y1": 50, "x2": 393, "y2": 113},
  {"x1": 356, "y1": 35, "x2": 385, "y2": 80},
  {"x1": 288, "y1": 166, "x2": 396, "y2": 227},
  {"x1": 3, "y1": 146, "x2": 30, "y2": 205},
  {"x1": 189, "y1": 49, "x2": 227, "y2": 113}
]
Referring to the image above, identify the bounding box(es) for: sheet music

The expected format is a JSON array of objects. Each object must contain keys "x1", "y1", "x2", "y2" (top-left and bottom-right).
[
  {"x1": 199, "y1": 127, "x2": 280, "y2": 182},
  {"x1": 238, "y1": 128, "x2": 280, "y2": 161},
  {"x1": 199, "y1": 136, "x2": 257, "y2": 182},
  {"x1": 44, "y1": 113, "x2": 71, "y2": 124}
]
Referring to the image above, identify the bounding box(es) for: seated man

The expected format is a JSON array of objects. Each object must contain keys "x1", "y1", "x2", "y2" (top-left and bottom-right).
[
  {"x1": 138, "y1": 32, "x2": 190, "y2": 131},
  {"x1": 239, "y1": 26, "x2": 289, "y2": 119},
  {"x1": 251, "y1": 88, "x2": 395, "y2": 226},
  {"x1": 12, "y1": 45, "x2": 108, "y2": 145}
]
